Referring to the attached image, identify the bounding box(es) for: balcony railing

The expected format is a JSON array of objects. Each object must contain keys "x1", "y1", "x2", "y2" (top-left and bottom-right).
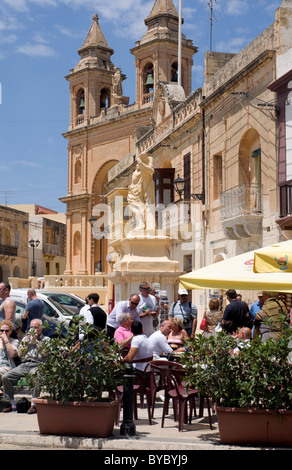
[
  {"x1": 0, "y1": 244, "x2": 17, "y2": 257},
  {"x1": 43, "y1": 243, "x2": 58, "y2": 256},
  {"x1": 220, "y1": 184, "x2": 262, "y2": 221},
  {"x1": 279, "y1": 181, "x2": 292, "y2": 218}
]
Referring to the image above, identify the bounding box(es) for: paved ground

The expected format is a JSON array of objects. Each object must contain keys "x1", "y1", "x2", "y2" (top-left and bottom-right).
[{"x1": 0, "y1": 390, "x2": 290, "y2": 452}]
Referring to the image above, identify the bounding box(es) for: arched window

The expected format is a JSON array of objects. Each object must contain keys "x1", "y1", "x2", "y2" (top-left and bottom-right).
[
  {"x1": 76, "y1": 88, "x2": 85, "y2": 115},
  {"x1": 143, "y1": 62, "x2": 154, "y2": 103},
  {"x1": 100, "y1": 88, "x2": 110, "y2": 109},
  {"x1": 73, "y1": 231, "x2": 81, "y2": 256},
  {"x1": 171, "y1": 61, "x2": 178, "y2": 82}
]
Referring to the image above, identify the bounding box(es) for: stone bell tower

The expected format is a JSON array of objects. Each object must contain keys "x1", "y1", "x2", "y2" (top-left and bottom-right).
[
  {"x1": 66, "y1": 13, "x2": 128, "y2": 132},
  {"x1": 131, "y1": 0, "x2": 197, "y2": 108}
]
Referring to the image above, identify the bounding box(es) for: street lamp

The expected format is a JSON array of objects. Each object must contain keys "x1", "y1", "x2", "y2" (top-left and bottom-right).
[
  {"x1": 28, "y1": 239, "x2": 40, "y2": 276},
  {"x1": 173, "y1": 174, "x2": 185, "y2": 200},
  {"x1": 173, "y1": 175, "x2": 204, "y2": 201}
]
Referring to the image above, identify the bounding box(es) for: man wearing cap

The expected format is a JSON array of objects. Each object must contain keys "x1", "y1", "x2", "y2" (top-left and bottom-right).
[
  {"x1": 249, "y1": 292, "x2": 265, "y2": 338},
  {"x1": 250, "y1": 293, "x2": 265, "y2": 321},
  {"x1": 169, "y1": 289, "x2": 197, "y2": 338}
]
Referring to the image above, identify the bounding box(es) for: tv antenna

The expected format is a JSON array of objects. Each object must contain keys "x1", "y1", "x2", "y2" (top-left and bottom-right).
[
  {"x1": 208, "y1": 0, "x2": 217, "y2": 51},
  {"x1": 0, "y1": 191, "x2": 12, "y2": 205}
]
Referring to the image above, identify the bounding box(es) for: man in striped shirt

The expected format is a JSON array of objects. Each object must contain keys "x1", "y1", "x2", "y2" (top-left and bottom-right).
[{"x1": 256, "y1": 291, "x2": 288, "y2": 341}]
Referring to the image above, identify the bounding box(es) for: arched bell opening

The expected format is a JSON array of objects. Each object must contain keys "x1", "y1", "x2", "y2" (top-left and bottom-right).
[{"x1": 143, "y1": 62, "x2": 154, "y2": 104}]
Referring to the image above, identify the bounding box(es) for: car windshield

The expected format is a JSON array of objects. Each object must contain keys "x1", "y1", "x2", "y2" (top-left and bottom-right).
[{"x1": 48, "y1": 298, "x2": 73, "y2": 316}]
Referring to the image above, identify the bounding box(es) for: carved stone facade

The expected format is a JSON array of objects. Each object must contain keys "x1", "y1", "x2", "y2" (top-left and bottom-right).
[{"x1": 61, "y1": 0, "x2": 292, "y2": 310}]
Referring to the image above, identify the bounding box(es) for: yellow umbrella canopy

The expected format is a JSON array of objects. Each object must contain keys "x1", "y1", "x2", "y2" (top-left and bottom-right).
[
  {"x1": 179, "y1": 248, "x2": 292, "y2": 293},
  {"x1": 253, "y1": 240, "x2": 292, "y2": 273}
]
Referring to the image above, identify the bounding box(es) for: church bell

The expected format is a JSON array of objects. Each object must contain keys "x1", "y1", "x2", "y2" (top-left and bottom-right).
[
  {"x1": 144, "y1": 73, "x2": 154, "y2": 87},
  {"x1": 79, "y1": 98, "x2": 85, "y2": 109}
]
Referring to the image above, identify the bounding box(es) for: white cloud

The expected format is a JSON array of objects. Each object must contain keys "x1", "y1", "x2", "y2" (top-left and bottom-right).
[
  {"x1": 3, "y1": 0, "x2": 28, "y2": 12},
  {"x1": 216, "y1": 36, "x2": 247, "y2": 53},
  {"x1": 54, "y1": 24, "x2": 83, "y2": 39},
  {"x1": 226, "y1": 0, "x2": 249, "y2": 15},
  {"x1": 0, "y1": 33, "x2": 17, "y2": 44},
  {"x1": 16, "y1": 42, "x2": 56, "y2": 56},
  {"x1": 13, "y1": 160, "x2": 41, "y2": 167}
]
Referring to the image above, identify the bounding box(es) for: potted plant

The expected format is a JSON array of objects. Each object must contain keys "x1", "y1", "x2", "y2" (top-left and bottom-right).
[
  {"x1": 181, "y1": 318, "x2": 292, "y2": 446},
  {"x1": 25, "y1": 319, "x2": 125, "y2": 438}
]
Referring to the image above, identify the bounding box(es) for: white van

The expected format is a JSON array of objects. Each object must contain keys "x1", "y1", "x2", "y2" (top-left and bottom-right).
[{"x1": 10, "y1": 289, "x2": 73, "y2": 327}]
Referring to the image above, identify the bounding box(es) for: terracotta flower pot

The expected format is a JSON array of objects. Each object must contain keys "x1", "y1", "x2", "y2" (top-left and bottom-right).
[
  {"x1": 217, "y1": 406, "x2": 292, "y2": 446},
  {"x1": 33, "y1": 398, "x2": 120, "y2": 438}
]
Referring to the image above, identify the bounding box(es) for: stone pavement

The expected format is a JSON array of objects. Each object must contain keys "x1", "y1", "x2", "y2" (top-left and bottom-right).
[{"x1": 0, "y1": 390, "x2": 289, "y2": 451}]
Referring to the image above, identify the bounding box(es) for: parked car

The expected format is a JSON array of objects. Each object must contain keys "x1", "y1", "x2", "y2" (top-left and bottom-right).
[
  {"x1": 10, "y1": 289, "x2": 73, "y2": 327},
  {"x1": 14, "y1": 300, "x2": 67, "y2": 338},
  {"x1": 34, "y1": 291, "x2": 86, "y2": 314}
]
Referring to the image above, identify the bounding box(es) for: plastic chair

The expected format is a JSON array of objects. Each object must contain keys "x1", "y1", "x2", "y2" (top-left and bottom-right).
[
  {"x1": 115, "y1": 357, "x2": 153, "y2": 425},
  {"x1": 148, "y1": 360, "x2": 184, "y2": 421},
  {"x1": 166, "y1": 369, "x2": 213, "y2": 431}
]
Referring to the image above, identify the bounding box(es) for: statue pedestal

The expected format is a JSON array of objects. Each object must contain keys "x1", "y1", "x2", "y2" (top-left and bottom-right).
[{"x1": 107, "y1": 235, "x2": 182, "y2": 304}]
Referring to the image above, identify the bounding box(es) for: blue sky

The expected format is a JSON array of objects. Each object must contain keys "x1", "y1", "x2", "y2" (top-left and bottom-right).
[{"x1": 0, "y1": 0, "x2": 281, "y2": 213}]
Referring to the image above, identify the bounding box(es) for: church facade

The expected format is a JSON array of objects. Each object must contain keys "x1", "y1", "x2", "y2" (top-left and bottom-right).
[{"x1": 60, "y1": 0, "x2": 292, "y2": 311}]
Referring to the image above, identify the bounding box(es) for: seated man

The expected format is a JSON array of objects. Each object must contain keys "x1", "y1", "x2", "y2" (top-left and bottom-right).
[
  {"x1": 1, "y1": 319, "x2": 49, "y2": 414},
  {"x1": 148, "y1": 320, "x2": 173, "y2": 359},
  {"x1": 122, "y1": 321, "x2": 153, "y2": 374},
  {"x1": 114, "y1": 313, "x2": 133, "y2": 354},
  {"x1": 232, "y1": 327, "x2": 252, "y2": 356}
]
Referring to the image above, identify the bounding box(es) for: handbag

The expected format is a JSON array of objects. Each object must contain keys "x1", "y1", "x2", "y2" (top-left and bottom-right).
[{"x1": 200, "y1": 316, "x2": 207, "y2": 331}]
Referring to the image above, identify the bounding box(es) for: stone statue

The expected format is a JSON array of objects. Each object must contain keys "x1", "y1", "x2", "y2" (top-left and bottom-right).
[
  {"x1": 113, "y1": 67, "x2": 123, "y2": 97},
  {"x1": 127, "y1": 154, "x2": 155, "y2": 232}
]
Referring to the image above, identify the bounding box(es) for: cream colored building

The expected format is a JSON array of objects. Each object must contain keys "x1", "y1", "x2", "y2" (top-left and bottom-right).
[
  {"x1": 0, "y1": 205, "x2": 29, "y2": 282},
  {"x1": 60, "y1": 0, "x2": 292, "y2": 312},
  {"x1": 8, "y1": 204, "x2": 66, "y2": 280}
]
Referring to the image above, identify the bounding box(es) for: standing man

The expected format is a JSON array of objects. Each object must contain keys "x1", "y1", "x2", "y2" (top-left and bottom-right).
[
  {"x1": 0, "y1": 283, "x2": 16, "y2": 324},
  {"x1": 169, "y1": 288, "x2": 197, "y2": 338},
  {"x1": 106, "y1": 294, "x2": 141, "y2": 339},
  {"x1": 87, "y1": 293, "x2": 107, "y2": 332},
  {"x1": 138, "y1": 282, "x2": 158, "y2": 337},
  {"x1": 22, "y1": 288, "x2": 44, "y2": 331},
  {"x1": 255, "y1": 291, "x2": 288, "y2": 342},
  {"x1": 223, "y1": 289, "x2": 252, "y2": 330},
  {"x1": 250, "y1": 292, "x2": 264, "y2": 338},
  {"x1": 250, "y1": 292, "x2": 264, "y2": 321}
]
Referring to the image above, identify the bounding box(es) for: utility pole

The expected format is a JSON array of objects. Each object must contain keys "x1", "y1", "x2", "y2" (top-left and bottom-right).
[{"x1": 208, "y1": 0, "x2": 217, "y2": 51}]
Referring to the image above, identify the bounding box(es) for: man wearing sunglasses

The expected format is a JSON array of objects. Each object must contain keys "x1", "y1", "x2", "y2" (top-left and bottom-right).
[
  {"x1": 0, "y1": 320, "x2": 19, "y2": 379},
  {"x1": 106, "y1": 294, "x2": 141, "y2": 339}
]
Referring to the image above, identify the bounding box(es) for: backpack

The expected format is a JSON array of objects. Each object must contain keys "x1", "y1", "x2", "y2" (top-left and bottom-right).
[
  {"x1": 16, "y1": 397, "x2": 31, "y2": 413},
  {"x1": 242, "y1": 309, "x2": 254, "y2": 329}
]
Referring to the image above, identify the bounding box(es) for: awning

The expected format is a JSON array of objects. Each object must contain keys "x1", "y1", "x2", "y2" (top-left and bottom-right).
[
  {"x1": 179, "y1": 248, "x2": 292, "y2": 292},
  {"x1": 253, "y1": 240, "x2": 292, "y2": 273}
]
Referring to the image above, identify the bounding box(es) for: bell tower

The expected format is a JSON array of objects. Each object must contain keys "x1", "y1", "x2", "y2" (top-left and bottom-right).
[
  {"x1": 131, "y1": 0, "x2": 197, "y2": 108},
  {"x1": 66, "y1": 13, "x2": 124, "y2": 131}
]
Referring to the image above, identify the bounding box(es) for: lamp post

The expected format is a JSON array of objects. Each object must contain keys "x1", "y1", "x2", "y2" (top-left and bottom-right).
[
  {"x1": 120, "y1": 364, "x2": 136, "y2": 436},
  {"x1": 173, "y1": 174, "x2": 186, "y2": 200},
  {"x1": 173, "y1": 175, "x2": 204, "y2": 201},
  {"x1": 28, "y1": 239, "x2": 40, "y2": 276}
]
